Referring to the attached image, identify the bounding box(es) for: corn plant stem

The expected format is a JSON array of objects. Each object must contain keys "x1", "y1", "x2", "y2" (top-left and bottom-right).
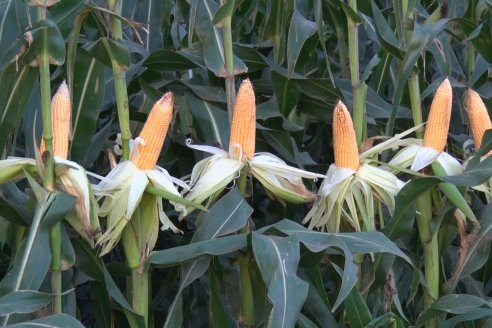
[
  {"x1": 221, "y1": 13, "x2": 236, "y2": 124},
  {"x1": 237, "y1": 168, "x2": 253, "y2": 328},
  {"x1": 347, "y1": 0, "x2": 365, "y2": 145},
  {"x1": 408, "y1": 74, "x2": 424, "y2": 138},
  {"x1": 132, "y1": 267, "x2": 149, "y2": 327},
  {"x1": 37, "y1": 3, "x2": 62, "y2": 315},
  {"x1": 416, "y1": 190, "x2": 438, "y2": 328},
  {"x1": 122, "y1": 209, "x2": 150, "y2": 326},
  {"x1": 108, "y1": 0, "x2": 131, "y2": 160},
  {"x1": 49, "y1": 224, "x2": 62, "y2": 314}
]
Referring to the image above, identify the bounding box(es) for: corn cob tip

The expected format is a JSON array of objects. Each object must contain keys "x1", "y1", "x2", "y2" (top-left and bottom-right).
[
  {"x1": 158, "y1": 91, "x2": 174, "y2": 108},
  {"x1": 465, "y1": 88, "x2": 492, "y2": 155},
  {"x1": 133, "y1": 92, "x2": 175, "y2": 170},
  {"x1": 58, "y1": 80, "x2": 69, "y2": 94},
  {"x1": 229, "y1": 78, "x2": 256, "y2": 160},
  {"x1": 422, "y1": 78, "x2": 453, "y2": 153},
  {"x1": 333, "y1": 100, "x2": 360, "y2": 171}
]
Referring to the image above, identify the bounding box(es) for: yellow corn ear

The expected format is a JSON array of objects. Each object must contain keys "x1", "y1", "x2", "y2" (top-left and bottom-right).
[
  {"x1": 423, "y1": 78, "x2": 452, "y2": 152},
  {"x1": 39, "y1": 81, "x2": 71, "y2": 159},
  {"x1": 333, "y1": 101, "x2": 360, "y2": 171},
  {"x1": 229, "y1": 79, "x2": 256, "y2": 160},
  {"x1": 466, "y1": 89, "x2": 492, "y2": 156},
  {"x1": 134, "y1": 92, "x2": 174, "y2": 170}
]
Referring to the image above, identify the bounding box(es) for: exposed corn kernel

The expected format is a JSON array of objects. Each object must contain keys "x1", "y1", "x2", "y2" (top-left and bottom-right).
[
  {"x1": 333, "y1": 101, "x2": 360, "y2": 171},
  {"x1": 39, "y1": 81, "x2": 71, "y2": 159},
  {"x1": 229, "y1": 79, "x2": 256, "y2": 160},
  {"x1": 134, "y1": 92, "x2": 174, "y2": 170},
  {"x1": 423, "y1": 78, "x2": 452, "y2": 152},
  {"x1": 466, "y1": 89, "x2": 492, "y2": 156}
]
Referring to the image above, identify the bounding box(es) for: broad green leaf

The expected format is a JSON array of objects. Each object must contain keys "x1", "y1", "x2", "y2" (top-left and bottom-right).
[
  {"x1": 22, "y1": 19, "x2": 66, "y2": 66},
  {"x1": 208, "y1": 267, "x2": 230, "y2": 328},
  {"x1": 0, "y1": 192, "x2": 74, "y2": 324},
  {"x1": 164, "y1": 259, "x2": 210, "y2": 328},
  {"x1": 145, "y1": 185, "x2": 207, "y2": 212},
  {"x1": 143, "y1": 49, "x2": 204, "y2": 71},
  {"x1": 162, "y1": 188, "x2": 252, "y2": 327},
  {"x1": 384, "y1": 151, "x2": 492, "y2": 240},
  {"x1": 193, "y1": 187, "x2": 252, "y2": 241},
  {"x1": 259, "y1": 219, "x2": 413, "y2": 310},
  {"x1": 339, "y1": 1, "x2": 363, "y2": 24},
  {"x1": 184, "y1": 93, "x2": 230, "y2": 148},
  {"x1": 344, "y1": 288, "x2": 372, "y2": 328},
  {"x1": 302, "y1": 281, "x2": 338, "y2": 327},
  {"x1": 194, "y1": 0, "x2": 246, "y2": 76},
  {"x1": 48, "y1": 0, "x2": 86, "y2": 38},
  {"x1": 296, "y1": 313, "x2": 318, "y2": 328},
  {"x1": 86, "y1": 38, "x2": 130, "y2": 70},
  {"x1": 90, "y1": 281, "x2": 112, "y2": 328},
  {"x1": 0, "y1": 62, "x2": 38, "y2": 157},
  {"x1": 0, "y1": 291, "x2": 53, "y2": 316},
  {"x1": 129, "y1": 0, "x2": 165, "y2": 51},
  {"x1": 261, "y1": 0, "x2": 293, "y2": 64},
  {"x1": 147, "y1": 235, "x2": 247, "y2": 268},
  {"x1": 367, "y1": 313, "x2": 406, "y2": 328},
  {"x1": 415, "y1": 294, "x2": 492, "y2": 327},
  {"x1": 70, "y1": 50, "x2": 105, "y2": 165},
  {"x1": 212, "y1": 0, "x2": 235, "y2": 25},
  {"x1": 453, "y1": 18, "x2": 492, "y2": 63},
  {"x1": 4, "y1": 314, "x2": 85, "y2": 327},
  {"x1": 271, "y1": 71, "x2": 301, "y2": 117},
  {"x1": 442, "y1": 308, "x2": 492, "y2": 328},
  {"x1": 265, "y1": 220, "x2": 411, "y2": 263},
  {"x1": 370, "y1": 1, "x2": 404, "y2": 59},
  {"x1": 252, "y1": 233, "x2": 309, "y2": 328},
  {"x1": 65, "y1": 7, "x2": 90, "y2": 100},
  {"x1": 232, "y1": 44, "x2": 267, "y2": 72},
  {"x1": 0, "y1": 184, "x2": 33, "y2": 225},
  {"x1": 313, "y1": 0, "x2": 334, "y2": 85},
  {"x1": 286, "y1": 10, "x2": 317, "y2": 78},
  {"x1": 0, "y1": 0, "x2": 29, "y2": 72},
  {"x1": 103, "y1": 267, "x2": 145, "y2": 328},
  {"x1": 73, "y1": 237, "x2": 104, "y2": 282},
  {"x1": 336, "y1": 78, "x2": 411, "y2": 122}
]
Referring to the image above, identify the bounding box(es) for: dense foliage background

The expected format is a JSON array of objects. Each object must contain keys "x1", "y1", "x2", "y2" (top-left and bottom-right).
[{"x1": 1, "y1": 0, "x2": 492, "y2": 327}]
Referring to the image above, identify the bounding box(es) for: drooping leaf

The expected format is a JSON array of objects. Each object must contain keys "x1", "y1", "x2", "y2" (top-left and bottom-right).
[
  {"x1": 0, "y1": 192, "x2": 74, "y2": 325},
  {"x1": 161, "y1": 188, "x2": 252, "y2": 327},
  {"x1": 252, "y1": 233, "x2": 309, "y2": 328},
  {"x1": 415, "y1": 294, "x2": 492, "y2": 327},
  {"x1": 0, "y1": 290, "x2": 53, "y2": 316},
  {"x1": 4, "y1": 314, "x2": 86, "y2": 327},
  {"x1": 22, "y1": 19, "x2": 66, "y2": 66},
  {"x1": 286, "y1": 10, "x2": 317, "y2": 78},
  {"x1": 0, "y1": 62, "x2": 38, "y2": 157}
]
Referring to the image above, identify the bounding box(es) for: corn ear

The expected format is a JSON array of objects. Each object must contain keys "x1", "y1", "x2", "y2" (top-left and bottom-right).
[
  {"x1": 134, "y1": 92, "x2": 174, "y2": 170},
  {"x1": 423, "y1": 78, "x2": 452, "y2": 152},
  {"x1": 466, "y1": 89, "x2": 492, "y2": 156},
  {"x1": 40, "y1": 81, "x2": 71, "y2": 159},
  {"x1": 229, "y1": 79, "x2": 256, "y2": 160},
  {"x1": 333, "y1": 101, "x2": 360, "y2": 171}
]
